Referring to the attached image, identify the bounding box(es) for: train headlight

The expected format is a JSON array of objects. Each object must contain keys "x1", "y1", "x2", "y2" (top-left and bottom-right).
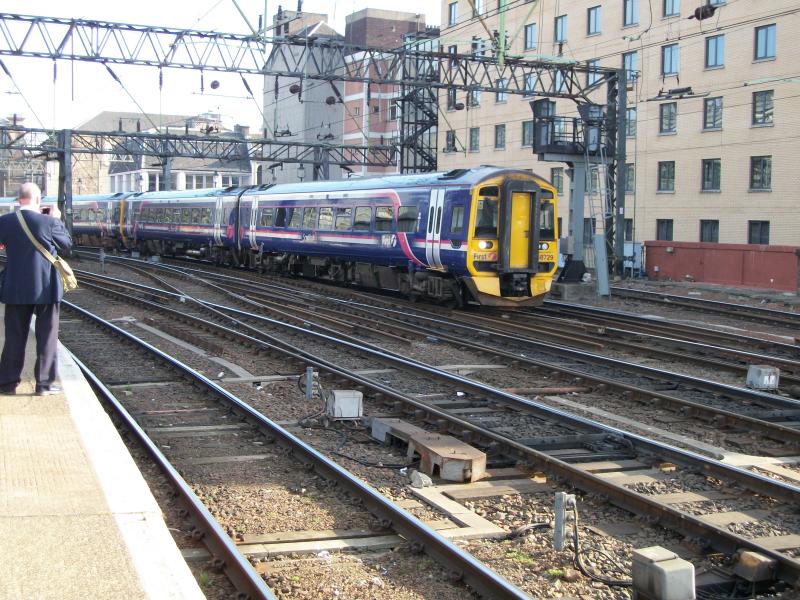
[
  {"x1": 539, "y1": 242, "x2": 550, "y2": 251},
  {"x1": 478, "y1": 240, "x2": 494, "y2": 250}
]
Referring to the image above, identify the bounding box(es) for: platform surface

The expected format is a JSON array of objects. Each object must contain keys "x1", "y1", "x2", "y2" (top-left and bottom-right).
[{"x1": 0, "y1": 305, "x2": 204, "y2": 599}]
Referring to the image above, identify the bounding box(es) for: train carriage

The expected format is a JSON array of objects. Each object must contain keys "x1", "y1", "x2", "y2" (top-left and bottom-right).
[{"x1": 1, "y1": 166, "x2": 558, "y2": 307}]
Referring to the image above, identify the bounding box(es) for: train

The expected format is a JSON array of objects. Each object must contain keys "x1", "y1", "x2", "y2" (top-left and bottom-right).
[{"x1": 1, "y1": 167, "x2": 559, "y2": 307}]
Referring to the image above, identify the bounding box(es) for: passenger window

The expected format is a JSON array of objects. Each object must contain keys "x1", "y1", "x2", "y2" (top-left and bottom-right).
[
  {"x1": 353, "y1": 207, "x2": 371, "y2": 231},
  {"x1": 318, "y1": 207, "x2": 333, "y2": 229},
  {"x1": 288, "y1": 207, "x2": 302, "y2": 228},
  {"x1": 334, "y1": 207, "x2": 352, "y2": 230},
  {"x1": 374, "y1": 206, "x2": 394, "y2": 231},
  {"x1": 303, "y1": 207, "x2": 317, "y2": 229},
  {"x1": 275, "y1": 207, "x2": 287, "y2": 227},
  {"x1": 260, "y1": 208, "x2": 273, "y2": 227},
  {"x1": 450, "y1": 205, "x2": 465, "y2": 235},
  {"x1": 173, "y1": 208, "x2": 182, "y2": 223},
  {"x1": 79, "y1": 209, "x2": 86, "y2": 221},
  {"x1": 397, "y1": 206, "x2": 418, "y2": 232},
  {"x1": 163, "y1": 208, "x2": 172, "y2": 224},
  {"x1": 191, "y1": 208, "x2": 201, "y2": 224},
  {"x1": 201, "y1": 208, "x2": 212, "y2": 224},
  {"x1": 435, "y1": 207, "x2": 442, "y2": 233},
  {"x1": 181, "y1": 208, "x2": 191, "y2": 223}
]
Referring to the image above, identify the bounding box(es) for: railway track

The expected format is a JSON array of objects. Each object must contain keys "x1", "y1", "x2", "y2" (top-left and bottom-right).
[
  {"x1": 64, "y1": 257, "x2": 800, "y2": 592},
  {"x1": 60, "y1": 299, "x2": 520, "y2": 599},
  {"x1": 608, "y1": 286, "x2": 800, "y2": 330}
]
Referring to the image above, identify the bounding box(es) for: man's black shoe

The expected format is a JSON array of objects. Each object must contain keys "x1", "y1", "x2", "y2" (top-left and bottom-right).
[
  {"x1": 0, "y1": 384, "x2": 16, "y2": 394},
  {"x1": 35, "y1": 385, "x2": 62, "y2": 396}
]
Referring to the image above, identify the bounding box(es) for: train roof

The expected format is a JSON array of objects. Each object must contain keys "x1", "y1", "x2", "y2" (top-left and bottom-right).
[{"x1": 242, "y1": 166, "x2": 544, "y2": 196}]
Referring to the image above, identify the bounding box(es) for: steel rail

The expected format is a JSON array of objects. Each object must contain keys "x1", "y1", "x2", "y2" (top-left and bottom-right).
[
  {"x1": 68, "y1": 352, "x2": 277, "y2": 600},
  {"x1": 62, "y1": 300, "x2": 530, "y2": 600},
  {"x1": 608, "y1": 287, "x2": 800, "y2": 328},
  {"x1": 67, "y1": 274, "x2": 800, "y2": 585}
]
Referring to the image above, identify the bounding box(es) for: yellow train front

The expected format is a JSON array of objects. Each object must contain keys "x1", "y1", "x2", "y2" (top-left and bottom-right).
[{"x1": 460, "y1": 169, "x2": 558, "y2": 307}]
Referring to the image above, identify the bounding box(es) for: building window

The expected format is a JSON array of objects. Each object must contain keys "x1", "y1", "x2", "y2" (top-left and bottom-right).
[
  {"x1": 555, "y1": 15, "x2": 567, "y2": 43},
  {"x1": 750, "y1": 156, "x2": 772, "y2": 190},
  {"x1": 701, "y1": 159, "x2": 721, "y2": 191},
  {"x1": 389, "y1": 102, "x2": 398, "y2": 121},
  {"x1": 522, "y1": 120, "x2": 534, "y2": 147},
  {"x1": 354, "y1": 106, "x2": 360, "y2": 116},
  {"x1": 583, "y1": 217, "x2": 597, "y2": 244},
  {"x1": 752, "y1": 90, "x2": 774, "y2": 125},
  {"x1": 661, "y1": 43, "x2": 679, "y2": 76},
  {"x1": 447, "y1": 44, "x2": 458, "y2": 68},
  {"x1": 624, "y1": 218, "x2": 633, "y2": 241},
  {"x1": 469, "y1": 127, "x2": 480, "y2": 152},
  {"x1": 468, "y1": 88, "x2": 481, "y2": 106},
  {"x1": 625, "y1": 107, "x2": 637, "y2": 137},
  {"x1": 700, "y1": 220, "x2": 719, "y2": 243},
  {"x1": 625, "y1": 163, "x2": 635, "y2": 193},
  {"x1": 663, "y1": 0, "x2": 679, "y2": 17},
  {"x1": 445, "y1": 130, "x2": 456, "y2": 152},
  {"x1": 148, "y1": 173, "x2": 158, "y2": 191},
  {"x1": 551, "y1": 167, "x2": 564, "y2": 194},
  {"x1": 523, "y1": 74, "x2": 537, "y2": 96},
  {"x1": 656, "y1": 219, "x2": 673, "y2": 241},
  {"x1": 524, "y1": 23, "x2": 537, "y2": 50},
  {"x1": 622, "y1": 51, "x2": 638, "y2": 82},
  {"x1": 494, "y1": 124, "x2": 506, "y2": 149},
  {"x1": 446, "y1": 88, "x2": 457, "y2": 110},
  {"x1": 586, "y1": 60, "x2": 601, "y2": 85},
  {"x1": 658, "y1": 161, "x2": 675, "y2": 192},
  {"x1": 748, "y1": 221, "x2": 770, "y2": 245},
  {"x1": 703, "y1": 97, "x2": 723, "y2": 130},
  {"x1": 554, "y1": 70, "x2": 566, "y2": 92},
  {"x1": 709, "y1": 0, "x2": 724, "y2": 4},
  {"x1": 587, "y1": 6, "x2": 601, "y2": 35},
  {"x1": 471, "y1": 37, "x2": 486, "y2": 57},
  {"x1": 472, "y1": 0, "x2": 483, "y2": 17},
  {"x1": 448, "y1": 1, "x2": 458, "y2": 26},
  {"x1": 705, "y1": 34, "x2": 725, "y2": 68},
  {"x1": 755, "y1": 24, "x2": 776, "y2": 60},
  {"x1": 496, "y1": 78, "x2": 508, "y2": 103},
  {"x1": 623, "y1": 0, "x2": 639, "y2": 26},
  {"x1": 659, "y1": 102, "x2": 677, "y2": 133}
]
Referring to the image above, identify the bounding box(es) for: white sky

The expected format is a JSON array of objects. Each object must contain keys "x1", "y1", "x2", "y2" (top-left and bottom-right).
[{"x1": 1, "y1": 0, "x2": 440, "y2": 130}]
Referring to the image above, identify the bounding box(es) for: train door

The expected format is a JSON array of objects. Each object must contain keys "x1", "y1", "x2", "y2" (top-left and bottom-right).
[
  {"x1": 424, "y1": 188, "x2": 446, "y2": 269},
  {"x1": 249, "y1": 198, "x2": 258, "y2": 248},
  {"x1": 498, "y1": 180, "x2": 539, "y2": 273},
  {"x1": 213, "y1": 195, "x2": 224, "y2": 245},
  {"x1": 238, "y1": 198, "x2": 251, "y2": 250}
]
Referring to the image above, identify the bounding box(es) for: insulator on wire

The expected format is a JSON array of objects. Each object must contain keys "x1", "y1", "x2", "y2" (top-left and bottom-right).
[{"x1": 691, "y1": 5, "x2": 716, "y2": 20}]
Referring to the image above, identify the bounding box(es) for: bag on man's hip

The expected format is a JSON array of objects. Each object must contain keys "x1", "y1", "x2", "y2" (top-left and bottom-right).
[{"x1": 53, "y1": 256, "x2": 78, "y2": 293}]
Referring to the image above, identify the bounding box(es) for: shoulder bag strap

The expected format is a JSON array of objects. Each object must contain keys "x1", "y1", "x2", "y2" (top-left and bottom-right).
[{"x1": 16, "y1": 210, "x2": 57, "y2": 266}]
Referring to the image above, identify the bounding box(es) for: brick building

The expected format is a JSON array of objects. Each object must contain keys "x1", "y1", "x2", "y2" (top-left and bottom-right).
[{"x1": 436, "y1": 0, "x2": 799, "y2": 246}]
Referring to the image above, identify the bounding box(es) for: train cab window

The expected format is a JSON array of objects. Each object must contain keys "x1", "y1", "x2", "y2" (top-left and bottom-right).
[
  {"x1": 302, "y1": 208, "x2": 317, "y2": 229},
  {"x1": 353, "y1": 207, "x2": 372, "y2": 231},
  {"x1": 374, "y1": 206, "x2": 394, "y2": 231},
  {"x1": 259, "y1": 208, "x2": 273, "y2": 227},
  {"x1": 288, "y1": 207, "x2": 302, "y2": 229},
  {"x1": 275, "y1": 207, "x2": 288, "y2": 228},
  {"x1": 450, "y1": 205, "x2": 465, "y2": 235},
  {"x1": 334, "y1": 207, "x2": 352, "y2": 230},
  {"x1": 539, "y1": 202, "x2": 556, "y2": 240},
  {"x1": 397, "y1": 206, "x2": 418, "y2": 232},
  {"x1": 181, "y1": 208, "x2": 191, "y2": 223},
  {"x1": 201, "y1": 208, "x2": 212, "y2": 224},
  {"x1": 191, "y1": 208, "x2": 201, "y2": 224},
  {"x1": 318, "y1": 207, "x2": 334, "y2": 229},
  {"x1": 475, "y1": 196, "x2": 498, "y2": 237}
]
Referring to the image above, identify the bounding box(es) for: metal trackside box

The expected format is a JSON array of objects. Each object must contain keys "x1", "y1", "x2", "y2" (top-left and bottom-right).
[
  {"x1": 325, "y1": 390, "x2": 363, "y2": 420},
  {"x1": 746, "y1": 365, "x2": 780, "y2": 390}
]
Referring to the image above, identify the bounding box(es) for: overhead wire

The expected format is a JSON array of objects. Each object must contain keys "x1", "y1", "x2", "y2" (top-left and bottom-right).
[{"x1": 0, "y1": 59, "x2": 47, "y2": 129}]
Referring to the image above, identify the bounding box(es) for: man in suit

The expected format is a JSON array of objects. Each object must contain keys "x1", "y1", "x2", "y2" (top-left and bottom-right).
[{"x1": 0, "y1": 182, "x2": 72, "y2": 395}]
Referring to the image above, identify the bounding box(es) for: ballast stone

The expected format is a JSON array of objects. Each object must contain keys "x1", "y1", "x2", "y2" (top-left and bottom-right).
[{"x1": 632, "y1": 546, "x2": 695, "y2": 600}]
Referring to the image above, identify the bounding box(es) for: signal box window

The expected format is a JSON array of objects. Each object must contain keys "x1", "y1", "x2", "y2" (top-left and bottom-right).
[
  {"x1": 450, "y1": 205, "x2": 465, "y2": 235},
  {"x1": 397, "y1": 206, "x2": 418, "y2": 232},
  {"x1": 318, "y1": 207, "x2": 334, "y2": 229},
  {"x1": 353, "y1": 207, "x2": 372, "y2": 231},
  {"x1": 302, "y1": 208, "x2": 317, "y2": 228},
  {"x1": 334, "y1": 207, "x2": 352, "y2": 230}
]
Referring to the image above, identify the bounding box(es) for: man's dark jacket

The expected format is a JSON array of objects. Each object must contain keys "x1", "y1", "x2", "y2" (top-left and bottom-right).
[{"x1": 0, "y1": 210, "x2": 72, "y2": 304}]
